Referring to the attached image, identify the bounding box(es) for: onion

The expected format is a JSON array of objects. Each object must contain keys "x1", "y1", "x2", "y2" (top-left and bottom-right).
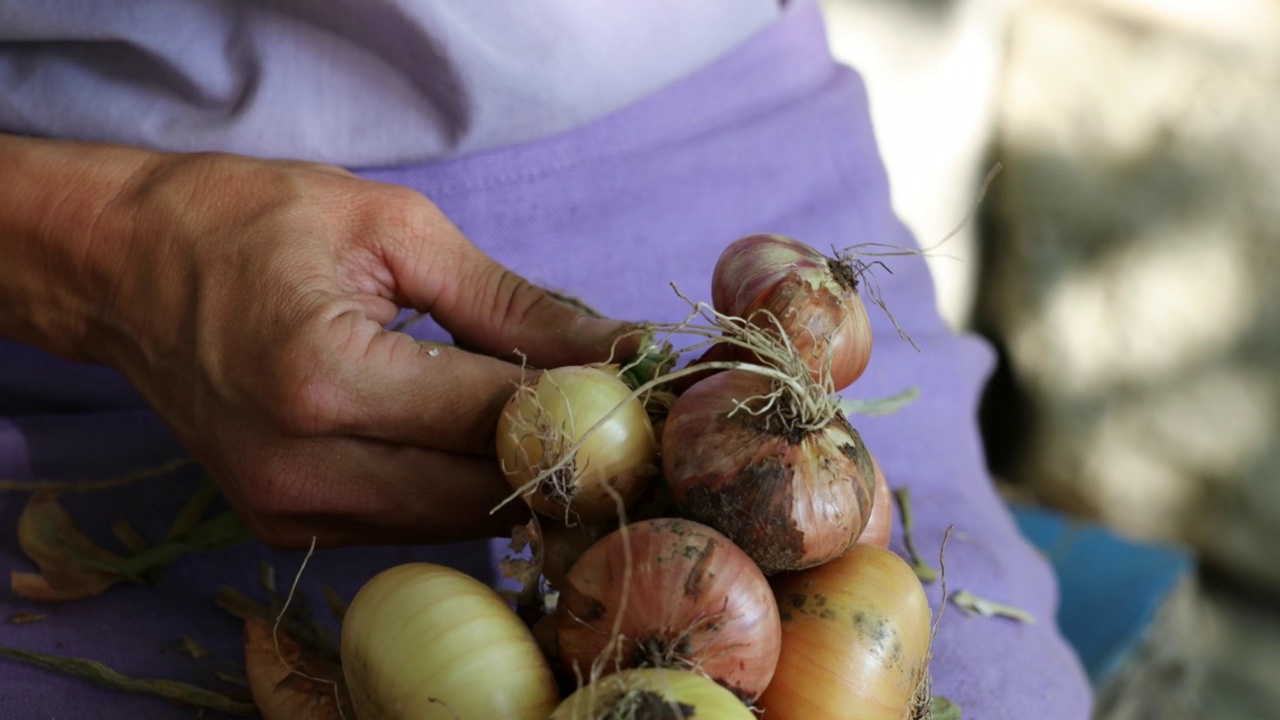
[
  {"x1": 541, "y1": 517, "x2": 608, "y2": 592},
  {"x1": 341, "y1": 563, "x2": 558, "y2": 720},
  {"x1": 549, "y1": 668, "x2": 754, "y2": 720},
  {"x1": 555, "y1": 518, "x2": 782, "y2": 701},
  {"x1": 662, "y1": 369, "x2": 877, "y2": 574},
  {"x1": 712, "y1": 233, "x2": 874, "y2": 390},
  {"x1": 496, "y1": 366, "x2": 658, "y2": 524},
  {"x1": 859, "y1": 452, "x2": 893, "y2": 549},
  {"x1": 759, "y1": 544, "x2": 933, "y2": 720}
]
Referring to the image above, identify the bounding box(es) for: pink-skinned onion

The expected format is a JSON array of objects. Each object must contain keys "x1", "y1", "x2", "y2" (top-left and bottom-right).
[
  {"x1": 662, "y1": 369, "x2": 878, "y2": 574},
  {"x1": 859, "y1": 452, "x2": 893, "y2": 549},
  {"x1": 712, "y1": 233, "x2": 874, "y2": 390},
  {"x1": 555, "y1": 518, "x2": 782, "y2": 702}
]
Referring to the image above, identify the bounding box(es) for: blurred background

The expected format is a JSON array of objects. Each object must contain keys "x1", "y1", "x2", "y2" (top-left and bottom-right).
[{"x1": 818, "y1": 0, "x2": 1280, "y2": 717}]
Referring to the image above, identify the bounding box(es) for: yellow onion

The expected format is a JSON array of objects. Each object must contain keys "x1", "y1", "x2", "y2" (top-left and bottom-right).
[
  {"x1": 711, "y1": 233, "x2": 874, "y2": 390},
  {"x1": 550, "y1": 668, "x2": 754, "y2": 720},
  {"x1": 759, "y1": 544, "x2": 933, "y2": 720},
  {"x1": 556, "y1": 518, "x2": 782, "y2": 701},
  {"x1": 497, "y1": 366, "x2": 657, "y2": 524},
  {"x1": 341, "y1": 563, "x2": 558, "y2": 719},
  {"x1": 663, "y1": 370, "x2": 878, "y2": 574}
]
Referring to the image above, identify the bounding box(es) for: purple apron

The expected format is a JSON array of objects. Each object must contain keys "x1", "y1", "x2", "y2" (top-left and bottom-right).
[{"x1": 0, "y1": 1, "x2": 1092, "y2": 717}]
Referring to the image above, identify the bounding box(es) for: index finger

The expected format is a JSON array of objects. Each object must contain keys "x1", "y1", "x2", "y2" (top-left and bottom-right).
[{"x1": 376, "y1": 195, "x2": 640, "y2": 367}]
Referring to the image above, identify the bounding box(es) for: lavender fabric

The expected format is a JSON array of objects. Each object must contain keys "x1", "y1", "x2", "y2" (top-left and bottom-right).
[
  {"x1": 0, "y1": 1, "x2": 1092, "y2": 717},
  {"x1": 0, "y1": 0, "x2": 777, "y2": 166}
]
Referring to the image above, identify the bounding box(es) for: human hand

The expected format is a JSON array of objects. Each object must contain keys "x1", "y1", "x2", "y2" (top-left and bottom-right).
[{"x1": 3, "y1": 141, "x2": 632, "y2": 548}]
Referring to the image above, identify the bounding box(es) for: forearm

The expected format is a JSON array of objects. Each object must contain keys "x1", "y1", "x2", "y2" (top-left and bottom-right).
[{"x1": 0, "y1": 133, "x2": 155, "y2": 362}]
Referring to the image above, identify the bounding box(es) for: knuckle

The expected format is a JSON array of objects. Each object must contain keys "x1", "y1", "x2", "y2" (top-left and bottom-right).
[
  {"x1": 260, "y1": 337, "x2": 351, "y2": 436},
  {"x1": 367, "y1": 185, "x2": 438, "y2": 238},
  {"x1": 488, "y1": 269, "x2": 556, "y2": 333},
  {"x1": 276, "y1": 374, "x2": 344, "y2": 435},
  {"x1": 367, "y1": 187, "x2": 456, "y2": 271}
]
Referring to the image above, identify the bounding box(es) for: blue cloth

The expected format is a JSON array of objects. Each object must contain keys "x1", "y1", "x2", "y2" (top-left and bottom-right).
[{"x1": 1013, "y1": 505, "x2": 1195, "y2": 685}]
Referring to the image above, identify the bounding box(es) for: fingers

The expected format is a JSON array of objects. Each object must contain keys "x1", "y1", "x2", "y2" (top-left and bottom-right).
[
  {"x1": 345, "y1": 332, "x2": 529, "y2": 454},
  {"x1": 269, "y1": 309, "x2": 531, "y2": 455},
  {"x1": 249, "y1": 295, "x2": 551, "y2": 457},
  {"x1": 213, "y1": 183, "x2": 652, "y2": 550},
  {"x1": 227, "y1": 434, "x2": 531, "y2": 550},
  {"x1": 446, "y1": 267, "x2": 638, "y2": 368},
  {"x1": 382, "y1": 202, "x2": 639, "y2": 369}
]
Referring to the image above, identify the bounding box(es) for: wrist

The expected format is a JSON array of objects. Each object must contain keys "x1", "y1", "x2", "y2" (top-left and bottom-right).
[{"x1": 0, "y1": 134, "x2": 159, "y2": 363}]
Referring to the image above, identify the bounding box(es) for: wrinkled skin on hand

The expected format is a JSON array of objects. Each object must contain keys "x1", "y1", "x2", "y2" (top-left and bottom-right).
[{"x1": 64, "y1": 152, "x2": 631, "y2": 548}]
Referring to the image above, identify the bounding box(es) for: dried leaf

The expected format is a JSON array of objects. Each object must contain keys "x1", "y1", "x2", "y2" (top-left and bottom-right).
[
  {"x1": 115, "y1": 511, "x2": 252, "y2": 577},
  {"x1": 243, "y1": 615, "x2": 353, "y2": 720},
  {"x1": 11, "y1": 492, "x2": 130, "y2": 601},
  {"x1": 165, "y1": 478, "x2": 219, "y2": 541},
  {"x1": 500, "y1": 559, "x2": 539, "y2": 590},
  {"x1": 214, "y1": 668, "x2": 250, "y2": 687},
  {"x1": 498, "y1": 516, "x2": 545, "y2": 614},
  {"x1": 260, "y1": 562, "x2": 278, "y2": 597},
  {"x1": 111, "y1": 520, "x2": 150, "y2": 556},
  {"x1": 839, "y1": 385, "x2": 921, "y2": 417},
  {"x1": 216, "y1": 587, "x2": 262, "y2": 622},
  {"x1": 893, "y1": 487, "x2": 938, "y2": 584},
  {"x1": 8, "y1": 613, "x2": 47, "y2": 624},
  {"x1": 931, "y1": 695, "x2": 963, "y2": 719},
  {"x1": 0, "y1": 458, "x2": 194, "y2": 493},
  {"x1": 507, "y1": 516, "x2": 541, "y2": 557},
  {"x1": 12, "y1": 493, "x2": 251, "y2": 603},
  {"x1": 180, "y1": 634, "x2": 210, "y2": 660},
  {"x1": 320, "y1": 586, "x2": 347, "y2": 624},
  {"x1": 950, "y1": 590, "x2": 1036, "y2": 624},
  {"x1": 0, "y1": 647, "x2": 257, "y2": 717},
  {"x1": 217, "y1": 588, "x2": 338, "y2": 666}
]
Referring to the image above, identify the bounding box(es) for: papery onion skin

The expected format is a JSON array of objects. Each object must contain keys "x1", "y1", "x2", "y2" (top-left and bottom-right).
[
  {"x1": 759, "y1": 544, "x2": 933, "y2": 720},
  {"x1": 662, "y1": 370, "x2": 877, "y2": 574},
  {"x1": 341, "y1": 563, "x2": 558, "y2": 720},
  {"x1": 712, "y1": 233, "x2": 874, "y2": 390},
  {"x1": 549, "y1": 668, "x2": 755, "y2": 720},
  {"x1": 244, "y1": 615, "x2": 351, "y2": 720},
  {"x1": 555, "y1": 518, "x2": 782, "y2": 701},
  {"x1": 496, "y1": 366, "x2": 657, "y2": 524}
]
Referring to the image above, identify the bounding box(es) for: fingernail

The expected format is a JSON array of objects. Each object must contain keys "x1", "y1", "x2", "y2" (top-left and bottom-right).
[
  {"x1": 573, "y1": 316, "x2": 640, "y2": 357},
  {"x1": 572, "y1": 314, "x2": 628, "y2": 342}
]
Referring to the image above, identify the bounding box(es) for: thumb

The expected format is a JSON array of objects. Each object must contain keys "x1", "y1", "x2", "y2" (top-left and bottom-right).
[{"x1": 393, "y1": 211, "x2": 638, "y2": 368}]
